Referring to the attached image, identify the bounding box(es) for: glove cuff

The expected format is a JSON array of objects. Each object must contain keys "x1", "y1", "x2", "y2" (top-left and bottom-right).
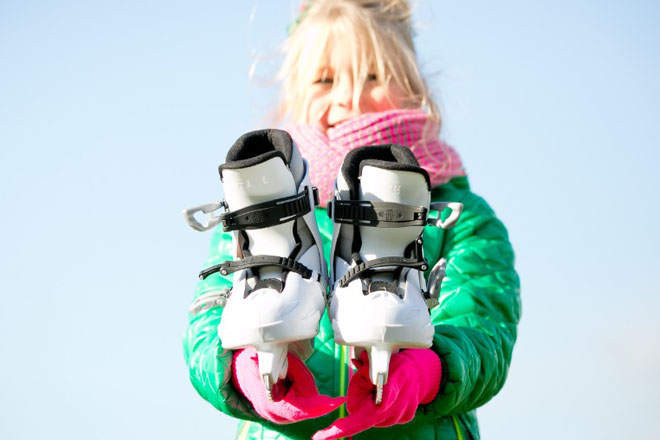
[{"x1": 401, "y1": 348, "x2": 442, "y2": 404}]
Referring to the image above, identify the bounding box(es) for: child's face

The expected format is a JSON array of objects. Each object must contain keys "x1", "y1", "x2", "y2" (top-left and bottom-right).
[{"x1": 303, "y1": 58, "x2": 406, "y2": 131}]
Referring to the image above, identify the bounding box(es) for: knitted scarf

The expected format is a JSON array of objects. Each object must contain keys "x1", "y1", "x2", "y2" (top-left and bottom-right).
[{"x1": 288, "y1": 109, "x2": 466, "y2": 206}]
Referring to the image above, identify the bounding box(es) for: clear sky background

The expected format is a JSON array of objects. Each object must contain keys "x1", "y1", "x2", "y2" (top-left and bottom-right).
[{"x1": 1, "y1": 1, "x2": 659, "y2": 438}]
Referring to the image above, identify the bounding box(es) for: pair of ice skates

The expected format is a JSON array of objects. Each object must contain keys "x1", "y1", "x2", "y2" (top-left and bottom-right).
[{"x1": 185, "y1": 129, "x2": 461, "y2": 404}]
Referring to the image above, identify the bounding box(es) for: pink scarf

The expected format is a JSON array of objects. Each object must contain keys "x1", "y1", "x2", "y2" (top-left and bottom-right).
[{"x1": 288, "y1": 109, "x2": 466, "y2": 206}]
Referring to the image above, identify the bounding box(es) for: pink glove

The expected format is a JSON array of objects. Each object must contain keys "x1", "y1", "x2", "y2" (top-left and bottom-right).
[
  {"x1": 232, "y1": 347, "x2": 345, "y2": 424},
  {"x1": 312, "y1": 348, "x2": 442, "y2": 440}
]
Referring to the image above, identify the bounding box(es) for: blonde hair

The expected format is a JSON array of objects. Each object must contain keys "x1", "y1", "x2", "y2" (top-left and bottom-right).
[{"x1": 276, "y1": 0, "x2": 440, "y2": 126}]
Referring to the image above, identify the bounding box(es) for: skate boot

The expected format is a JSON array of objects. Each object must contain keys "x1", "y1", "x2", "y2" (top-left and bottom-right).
[
  {"x1": 327, "y1": 145, "x2": 462, "y2": 404},
  {"x1": 184, "y1": 129, "x2": 327, "y2": 400}
]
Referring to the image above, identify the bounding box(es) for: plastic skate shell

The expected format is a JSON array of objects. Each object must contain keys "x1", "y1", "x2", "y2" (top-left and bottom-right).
[
  {"x1": 184, "y1": 129, "x2": 327, "y2": 399},
  {"x1": 327, "y1": 145, "x2": 462, "y2": 404}
]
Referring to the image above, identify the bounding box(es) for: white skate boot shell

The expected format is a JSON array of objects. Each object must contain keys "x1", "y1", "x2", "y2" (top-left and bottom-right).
[
  {"x1": 329, "y1": 162, "x2": 434, "y2": 392},
  {"x1": 217, "y1": 145, "x2": 327, "y2": 387}
]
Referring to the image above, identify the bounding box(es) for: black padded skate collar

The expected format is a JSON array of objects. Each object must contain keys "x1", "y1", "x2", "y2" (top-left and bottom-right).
[
  {"x1": 219, "y1": 129, "x2": 294, "y2": 179},
  {"x1": 340, "y1": 145, "x2": 431, "y2": 199}
]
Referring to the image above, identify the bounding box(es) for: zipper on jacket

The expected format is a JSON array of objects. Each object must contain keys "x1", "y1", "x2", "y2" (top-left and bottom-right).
[
  {"x1": 452, "y1": 415, "x2": 464, "y2": 440},
  {"x1": 334, "y1": 344, "x2": 350, "y2": 440},
  {"x1": 454, "y1": 415, "x2": 476, "y2": 440},
  {"x1": 338, "y1": 345, "x2": 348, "y2": 418},
  {"x1": 235, "y1": 421, "x2": 250, "y2": 440}
]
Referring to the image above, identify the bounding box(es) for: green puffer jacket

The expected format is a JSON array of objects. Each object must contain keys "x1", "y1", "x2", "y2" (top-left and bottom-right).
[{"x1": 183, "y1": 175, "x2": 521, "y2": 439}]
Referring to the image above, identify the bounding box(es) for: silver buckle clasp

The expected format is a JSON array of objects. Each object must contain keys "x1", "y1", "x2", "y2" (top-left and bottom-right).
[
  {"x1": 428, "y1": 202, "x2": 463, "y2": 229},
  {"x1": 182, "y1": 200, "x2": 226, "y2": 231},
  {"x1": 189, "y1": 289, "x2": 231, "y2": 315},
  {"x1": 425, "y1": 257, "x2": 447, "y2": 309}
]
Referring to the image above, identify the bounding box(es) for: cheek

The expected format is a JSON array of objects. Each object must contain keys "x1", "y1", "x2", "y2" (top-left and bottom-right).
[
  {"x1": 362, "y1": 84, "x2": 405, "y2": 112},
  {"x1": 302, "y1": 89, "x2": 330, "y2": 126}
]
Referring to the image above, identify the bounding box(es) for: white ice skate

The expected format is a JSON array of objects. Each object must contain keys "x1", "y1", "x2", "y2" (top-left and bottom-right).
[
  {"x1": 327, "y1": 145, "x2": 462, "y2": 404},
  {"x1": 184, "y1": 129, "x2": 327, "y2": 400}
]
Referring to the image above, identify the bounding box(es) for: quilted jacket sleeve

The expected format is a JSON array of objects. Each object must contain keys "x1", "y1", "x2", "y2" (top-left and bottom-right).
[
  {"x1": 182, "y1": 228, "x2": 261, "y2": 422},
  {"x1": 421, "y1": 176, "x2": 521, "y2": 416}
]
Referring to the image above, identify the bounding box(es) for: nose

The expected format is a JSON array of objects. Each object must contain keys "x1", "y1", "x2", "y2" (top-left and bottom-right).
[{"x1": 331, "y1": 75, "x2": 353, "y2": 108}]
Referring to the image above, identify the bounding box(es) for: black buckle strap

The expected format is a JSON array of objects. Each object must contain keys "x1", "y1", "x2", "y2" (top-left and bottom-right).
[
  {"x1": 338, "y1": 255, "x2": 428, "y2": 287},
  {"x1": 220, "y1": 186, "x2": 317, "y2": 232},
  {"x1": 337, "y1": 235, "x2": 427, "y2": 288},
  {"x1": 327, "y1": 199, "x2": 428, "y2": 227},
  {"x1": 199, "y1": 255, "x2": 313, "y2": 280}
]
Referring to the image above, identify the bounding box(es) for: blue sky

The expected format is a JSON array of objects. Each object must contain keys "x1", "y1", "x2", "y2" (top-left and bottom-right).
[{"x1": 1, "y1": 1, "x2": 659, "y2": 438}]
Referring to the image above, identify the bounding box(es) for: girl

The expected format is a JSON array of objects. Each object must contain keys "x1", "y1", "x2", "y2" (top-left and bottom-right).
[{"x1": 183, "y1": 1, "x2": 521, "y2": 439}]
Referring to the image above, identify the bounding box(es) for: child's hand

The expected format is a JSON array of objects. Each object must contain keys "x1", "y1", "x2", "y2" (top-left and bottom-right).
[
  {"x1": 312, "y1": 348, "x2": 442, "y2": 440},
  {"x1": 232, "y1": 347, "x2": 345, "y2": 424}
]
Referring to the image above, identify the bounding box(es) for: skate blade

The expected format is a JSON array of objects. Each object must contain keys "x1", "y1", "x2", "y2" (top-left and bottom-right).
[
  {"x1": 369, "y1": 345, "x2": 393, "y2": 405},
  {"x1": 375, "y1": 372, "x2": 386, "y2": 405},
  {"x1": 262, "y1": 374, "x2": 273, "y2": 401},
  {"x1": 257, "y1": 344, "x2": 288, "y2": 401}
]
